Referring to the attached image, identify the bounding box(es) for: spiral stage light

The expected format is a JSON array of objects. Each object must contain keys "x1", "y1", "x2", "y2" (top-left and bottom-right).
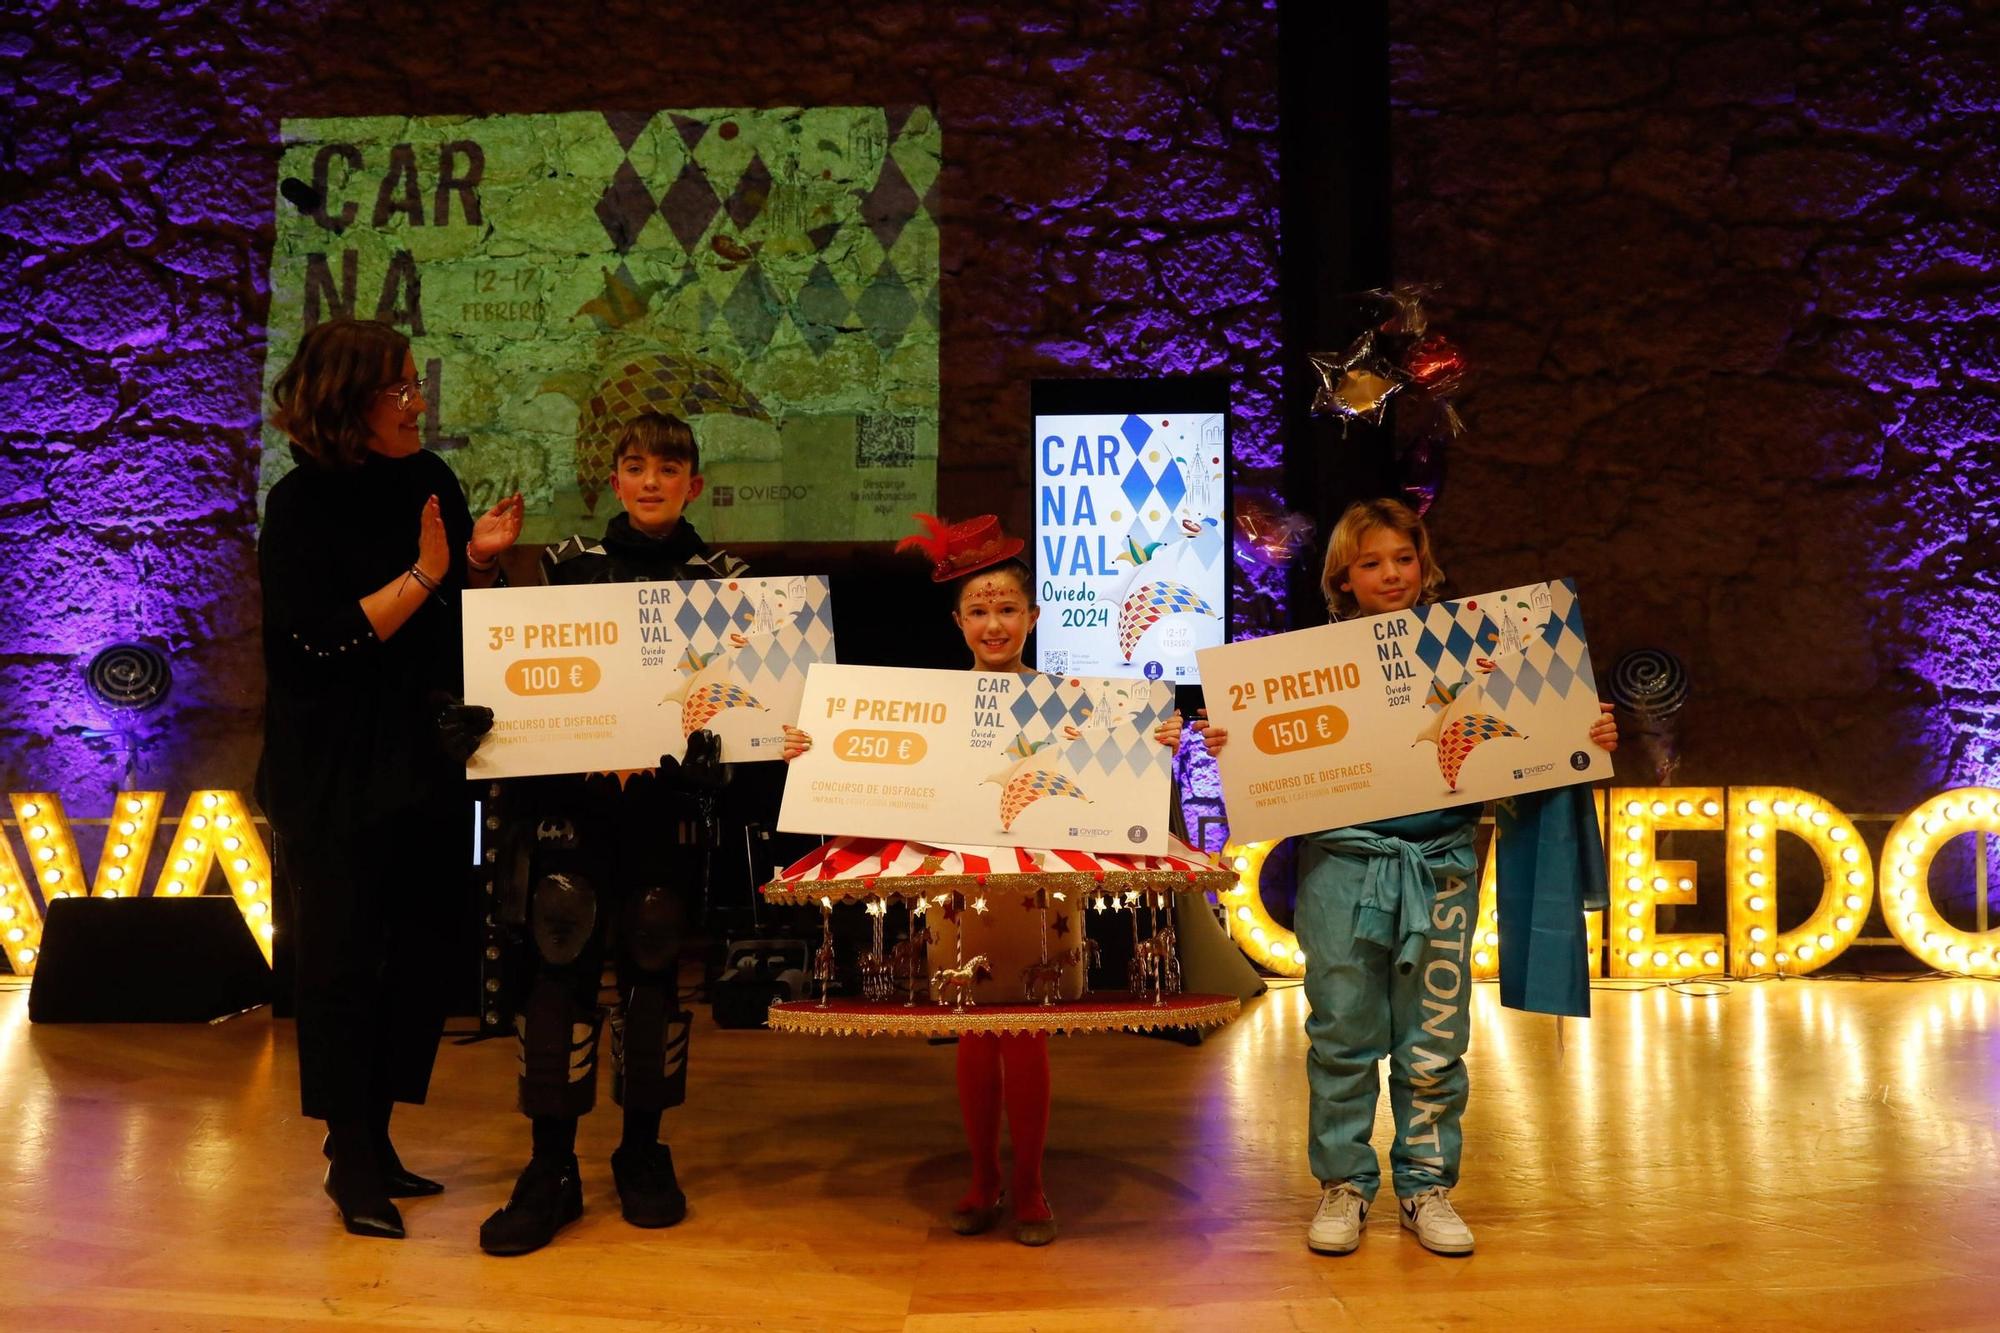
[
  {"x1": 1607, "y1": 648, "x2": 1688, "y2": 722},
  {"x1": 1608, "y1": 648, "x2": 1689, "y2": 784},
  {"x1": 81, "y1": 642, "x2": 174, "y2": 789}
]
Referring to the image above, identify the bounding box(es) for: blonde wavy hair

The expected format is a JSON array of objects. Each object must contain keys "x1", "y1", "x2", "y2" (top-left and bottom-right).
[{"x1": 1319, "y1": 497, "x2": 1445, "y2": 619}]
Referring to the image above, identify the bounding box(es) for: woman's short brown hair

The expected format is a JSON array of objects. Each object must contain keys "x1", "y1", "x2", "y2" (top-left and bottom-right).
[
  {"x1": 269, "y1": 318, "x2": 410, "y2": 469},
  {"x1": 1320, "y1": 496, "x2": 1445, "y2": 619}
]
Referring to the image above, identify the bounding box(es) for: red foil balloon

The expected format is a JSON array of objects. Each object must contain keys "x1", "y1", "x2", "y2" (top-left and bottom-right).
[{"x1": 1403, "y1": 334, "x2": 1466, "y2": 394}]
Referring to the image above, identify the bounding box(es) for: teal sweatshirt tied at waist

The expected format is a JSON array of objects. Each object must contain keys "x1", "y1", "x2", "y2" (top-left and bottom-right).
[{"x1": 1305, "y1": 811, "x2": 1479, "y2": 974}]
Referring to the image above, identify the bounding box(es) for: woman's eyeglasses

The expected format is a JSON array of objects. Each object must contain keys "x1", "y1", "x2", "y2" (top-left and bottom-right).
[{"x1": 379, "y1": 377, "x2": 432, "y2": 411}]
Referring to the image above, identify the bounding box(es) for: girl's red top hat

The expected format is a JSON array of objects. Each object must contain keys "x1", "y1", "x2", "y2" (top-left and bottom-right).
[{"x1": 896, "y1": 512, "x2": 1024, "y2": 583}]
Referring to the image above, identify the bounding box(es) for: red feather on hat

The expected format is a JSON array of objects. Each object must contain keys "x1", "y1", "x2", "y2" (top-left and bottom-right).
[{"x1": 896, "y1": 512, "x2": 950, "y2": 561}]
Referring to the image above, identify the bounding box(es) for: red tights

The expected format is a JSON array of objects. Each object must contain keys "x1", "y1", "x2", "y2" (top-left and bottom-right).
[{"x1": 954, "y1": 1032, "x2": 1052, "y2": 1222}]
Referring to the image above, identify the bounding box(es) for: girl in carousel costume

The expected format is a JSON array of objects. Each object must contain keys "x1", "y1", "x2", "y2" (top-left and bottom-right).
[{"x1": 778, "y1": 514, "x2": 1228, "y2": 1246}]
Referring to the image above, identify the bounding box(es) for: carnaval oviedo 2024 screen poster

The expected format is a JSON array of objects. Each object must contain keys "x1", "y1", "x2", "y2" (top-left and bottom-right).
[{"x1": 1031, "y1": 379, "x2": 1229, "y2": 686}]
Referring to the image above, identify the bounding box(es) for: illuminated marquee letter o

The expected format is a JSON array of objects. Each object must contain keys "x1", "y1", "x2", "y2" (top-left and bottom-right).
[
  {"x1": 1880, "y1": 787, "x2": 2000, "y2": 976},
  {"x1": 1220, "y1": 839, "x2": 1305, "y2": 979}
]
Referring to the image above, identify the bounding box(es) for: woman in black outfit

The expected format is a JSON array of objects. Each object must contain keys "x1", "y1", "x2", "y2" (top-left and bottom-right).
[{"x1": 259, "y1": 317, "x2": 522, "y2": 1238}]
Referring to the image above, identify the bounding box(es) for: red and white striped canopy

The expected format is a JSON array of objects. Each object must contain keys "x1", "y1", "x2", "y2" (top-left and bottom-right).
[{"x1": 764, "y1": 835, "x2": 1235, "y2": 905}]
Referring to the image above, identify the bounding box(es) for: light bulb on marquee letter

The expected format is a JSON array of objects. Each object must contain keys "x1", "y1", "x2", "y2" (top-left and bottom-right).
[
  {"x1": 0, "y1": 797, "x2": 57, "y2": 976},
  {"x1": 1880, "y1": 788, "x2": 2000, "y2": 977},
  {"x1": 153, "y1": 791, "x2": 277, "y2": 965},
  {"x1": 1726, "y1": 787, "x2": 1873, "y2": 976},
  {"x1": 1221, "y1": 840, "x2": 1304, "y2": 979},
  {"x1": 0, "y1": 791, "x2": 279, "y2": 974},
  {"x1": 91, "y1": 791, "x2": 164, "y2": 898},
  {"x1": 1472, "y1": 791, "x2": 1606, "y2": 981},
  {"x1": 1609, "y1": 787, "x2": 1723, "y2": 979}
]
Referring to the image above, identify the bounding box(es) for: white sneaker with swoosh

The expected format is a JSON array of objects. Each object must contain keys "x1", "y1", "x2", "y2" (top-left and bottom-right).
[
  {"x1": 1399, "y1": 1186, "x2": 1475, "y2": 1255},
  {"x1": 1306, "y1": 1181, "x2": 1369, "y2": 1254}
]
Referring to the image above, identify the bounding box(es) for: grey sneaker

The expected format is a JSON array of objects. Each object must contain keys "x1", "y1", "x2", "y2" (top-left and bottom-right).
[
  {"x1": 1398, "y1": 1186, "x2": 1474, "y2": 1255},
  {"x1": 1306, "y1": 1180, "x2": 1369, "y2": 1254}
]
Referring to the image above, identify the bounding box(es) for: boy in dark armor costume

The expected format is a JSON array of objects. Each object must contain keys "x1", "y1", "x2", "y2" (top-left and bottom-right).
[{"x1": 480, "y1": 413, "x2": 746, "y2": 1255}]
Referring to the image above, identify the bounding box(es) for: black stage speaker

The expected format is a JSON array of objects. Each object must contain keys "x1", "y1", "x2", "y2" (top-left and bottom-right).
[{"x1": 28, "y1": 896, "x2": 272, "y2": 1023}]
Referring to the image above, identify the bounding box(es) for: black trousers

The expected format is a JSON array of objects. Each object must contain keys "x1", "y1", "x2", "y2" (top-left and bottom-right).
[{"x1": 283, "y1": 793, "x2": 465, "y2": 1121}]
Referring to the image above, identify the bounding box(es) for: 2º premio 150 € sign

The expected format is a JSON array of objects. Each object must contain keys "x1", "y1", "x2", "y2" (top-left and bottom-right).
[{"x1": 1197, "y1": 579, "x2": 1610, "y2": 842}]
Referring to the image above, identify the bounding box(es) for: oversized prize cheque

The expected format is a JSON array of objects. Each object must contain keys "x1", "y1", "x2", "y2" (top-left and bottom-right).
[
  {"x1": 1196, "y1": 578, "x2": 1611, "y2": 843},
  {"x1": 462, "y1": 576, "x2": 834, "y2": 779},
  {"x1": 777, "y1": 664, "x2": 1177, "y2": 854}
]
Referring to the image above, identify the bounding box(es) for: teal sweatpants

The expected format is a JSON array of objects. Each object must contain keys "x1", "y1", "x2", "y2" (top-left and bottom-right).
[{"x1": 1295, "y1": 839, "x2": 1478, "y2": 1200}]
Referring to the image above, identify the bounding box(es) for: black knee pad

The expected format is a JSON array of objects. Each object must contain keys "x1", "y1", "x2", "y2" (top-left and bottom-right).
[
  {"x1": 612, "y1": 984, "x2": 691, "y2": 1112},
  {"x1": 531, "y1": 871, "x2": 598, "y2": 966},
  {"x1": 622, "y1": 885, "x2": 686, "y2": 974},
  {"x1": 516, "y1": 977, "x2": 602, "y2": 1118}
]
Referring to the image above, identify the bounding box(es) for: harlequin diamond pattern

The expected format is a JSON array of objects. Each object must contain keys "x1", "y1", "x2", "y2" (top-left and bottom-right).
[
  {"x1": 1121, "y1": 414, "x2": 1153, "y2": 454},
  {"x1": 597, "y1": 159, "x2": 657, "y2": 255},
  {"x1": 1415, "y1": 581, "x2": 1596, "y2": 710},
  {"x1": 856, "y1": 260, "x2": 918, "y2": 351},
  {"x1": 861, "y1": 153, "x2": 920, "y2": 252},
  {"x1": 659, "y1": 157, "x2": 720, "y2": 252},
  {"x1": 793, "y1": 261, "x2": 850, "y2": 356},
  {"x1": 666, "y1": 580, "x2": 835, "y2": 677},
  {"x1": 724, "y1": 153, "x2": 772, "y2": 231},
  {"x1": 721, "y1": 262, "x2": 783, "y2": 356},
  {"x1": 593, "y1": 108, "x2": 937, "y2": 361},
  {"x1": 1120, "y1": 461, "x2": 1154, "y2": 511}
]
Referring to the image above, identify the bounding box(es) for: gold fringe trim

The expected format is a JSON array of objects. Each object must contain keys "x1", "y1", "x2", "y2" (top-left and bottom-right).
[
  {"x1": 766, "y1": 993, "x2": 1241, "y2": 1038},
  {"x1": 765, "y1": 866, "x2": 1237, "y2": 906}
]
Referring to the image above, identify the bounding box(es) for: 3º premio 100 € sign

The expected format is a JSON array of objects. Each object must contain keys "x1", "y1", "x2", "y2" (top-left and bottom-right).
[{"x1": 462, "y1": 576, "x2": 834, "y2": 778}]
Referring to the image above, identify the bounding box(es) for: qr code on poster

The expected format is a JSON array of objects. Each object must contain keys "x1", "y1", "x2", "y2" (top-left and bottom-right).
[
  {"x1": 856, "y1": 413, "x2": 916, "y2": 468},
  {"x1": 1041, "y1": 650, "x2": 1067, "y2": 674}
]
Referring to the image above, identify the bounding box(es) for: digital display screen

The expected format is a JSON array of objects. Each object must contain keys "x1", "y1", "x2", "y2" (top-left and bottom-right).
[{"x1": 1031, "y1": 378, "x2": 1229, "y2": 685}]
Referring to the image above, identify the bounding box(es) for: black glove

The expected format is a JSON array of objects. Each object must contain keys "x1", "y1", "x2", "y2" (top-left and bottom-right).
[
  {"x1": 437, "y1": 699, "x2": 495, "y2": 764},
  {"x1": 657, "y1": 727, "x2": 730, "y2": 792}
]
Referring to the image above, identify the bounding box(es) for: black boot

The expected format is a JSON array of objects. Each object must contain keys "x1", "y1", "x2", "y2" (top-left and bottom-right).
[
  {"x1": 478, "y1": 1155, "x2": 583, "y2": 1256},
  {"x1": 610, "y1": 1142, "x2": 687, "y2": 1228},
  {"x1": 322, "y1": 1121, "x2": 404, "y2": 1240}
]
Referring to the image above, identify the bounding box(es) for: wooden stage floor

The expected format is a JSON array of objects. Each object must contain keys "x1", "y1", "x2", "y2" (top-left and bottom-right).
[{"x1": 2, "y1": 978, "x2": 1996, "y2": 1331}]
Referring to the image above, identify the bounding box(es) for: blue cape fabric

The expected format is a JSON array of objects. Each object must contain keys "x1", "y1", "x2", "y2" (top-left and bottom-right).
[{"x1": 1491, "y1": 784, "x2": 1607, "y2": 1018}]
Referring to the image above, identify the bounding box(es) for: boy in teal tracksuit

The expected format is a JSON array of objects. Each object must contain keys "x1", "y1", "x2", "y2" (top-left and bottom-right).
[{"x1": 1200, "y1": 498, "x2": 1616, "y2": 1256}]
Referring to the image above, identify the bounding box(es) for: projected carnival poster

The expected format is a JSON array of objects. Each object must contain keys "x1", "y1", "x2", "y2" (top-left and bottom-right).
[
  {"x1": 1031, "y1": 380, "x2": 1228, "y2": 685},
  {"x1": 260, "y1": 109, "x2": 940, "y2": 542}
]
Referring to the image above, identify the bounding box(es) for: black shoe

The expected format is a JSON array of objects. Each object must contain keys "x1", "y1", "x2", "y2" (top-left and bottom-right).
[
  {"x1": 322, "y1": 1162, "x2": 405, "y2": 1239},
  {"x1": 610, "y1": 1142, "x2": 688, "y2": 1229},
  {"x1": 323, "y1": 1133, "x2": 444, "y2": 1198},
  {"x1": 478, "y1": 1155, "x2": 583, "y2": 1256}
]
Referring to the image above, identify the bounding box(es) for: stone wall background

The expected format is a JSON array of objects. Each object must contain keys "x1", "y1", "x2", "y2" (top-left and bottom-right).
[
  {"x1": 1390, "y1": 0, "x2": 2000, "y2": 815},
  {"x1": 0, "y1": 0, "x2": 1284, "y2": 813},
  {"x1": 4, "y1": 0, "x2": 1996, "y2": 890}
]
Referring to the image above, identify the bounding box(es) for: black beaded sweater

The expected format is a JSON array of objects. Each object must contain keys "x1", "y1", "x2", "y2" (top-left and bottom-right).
[{"x1": 257, "y1": 447, "x2": 473, "y2": 839}]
